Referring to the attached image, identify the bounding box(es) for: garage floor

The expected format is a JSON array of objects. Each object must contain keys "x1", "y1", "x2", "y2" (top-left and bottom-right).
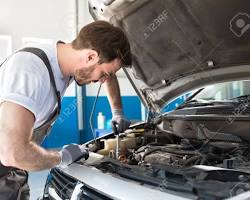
[{"x1": 29, "y1": 170, "x2": 49, "y2": 200}]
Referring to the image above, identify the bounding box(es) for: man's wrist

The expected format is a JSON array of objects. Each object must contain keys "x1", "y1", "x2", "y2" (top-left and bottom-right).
[
  {"x1": 55, "y1": 151, "x2": 62, "y2": 167},
  {"x1": 112, "y1": 108, "x2": 123, "y2": 117}
]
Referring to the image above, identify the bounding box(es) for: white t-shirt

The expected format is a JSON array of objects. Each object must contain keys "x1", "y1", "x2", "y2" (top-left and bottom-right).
[{"x1": 0, "y1": 42, "x2": 71, "y2": 129}]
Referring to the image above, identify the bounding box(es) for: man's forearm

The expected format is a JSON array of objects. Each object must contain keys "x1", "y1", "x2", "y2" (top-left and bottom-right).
[
  {"x1": 104, "y1": 75, "x2": 131, "y2": 132},
  {"x1": 3, "y1": 141, "x2": 60, "y2": 171},
  {"x1": 0, "y1": 101, "x2": 61, "y2": 171},
  {"x1": 104, "y1": 75, "x2": 122, "y2": 111}
]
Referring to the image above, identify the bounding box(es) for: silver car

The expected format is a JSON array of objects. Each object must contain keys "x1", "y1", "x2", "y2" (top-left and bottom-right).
[{"x1": 42, "y1": 0, "x2": 250, "y2": 199}]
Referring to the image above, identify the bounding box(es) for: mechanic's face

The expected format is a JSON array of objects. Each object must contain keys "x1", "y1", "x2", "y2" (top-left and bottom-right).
[{"x1": 74, "y1": 58, "x2": 121, "y2": 86}]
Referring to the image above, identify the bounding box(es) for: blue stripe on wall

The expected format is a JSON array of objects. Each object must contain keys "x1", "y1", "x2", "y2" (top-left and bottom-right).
[
  {"x1": 82, "y1": 96, "x2": 142, "y2": 143},
  {"x1": 41, "y1": 97, "x2": 80, "y2": 148},
  {"x1": 41, "y1": 96, "x2": 142, "y2": 148}
]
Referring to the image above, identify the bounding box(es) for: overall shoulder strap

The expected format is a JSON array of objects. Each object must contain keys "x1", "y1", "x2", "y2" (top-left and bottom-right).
[
  {"x1": 19, "y1": 47, "x2": 61, "y2": 114},
  {"x1": 0, "y1": 58, "x2": 7, "y2": 67}
]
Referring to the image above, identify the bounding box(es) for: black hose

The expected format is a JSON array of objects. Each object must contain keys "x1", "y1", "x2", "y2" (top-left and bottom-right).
[
  {"x1": 183, "y1": 155, "x2": 201, "y2": 166},
  {"x1": 89, "y1": 83, "x2": 102, "y2": 143},
  {"x1": 142, "y1": 148, "x2": 162, "y2": 160}
]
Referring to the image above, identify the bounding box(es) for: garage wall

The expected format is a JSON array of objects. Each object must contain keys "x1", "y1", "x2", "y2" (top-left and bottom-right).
[{"x1": 0, "y1": 0, "x2": 80, "y2": 148}]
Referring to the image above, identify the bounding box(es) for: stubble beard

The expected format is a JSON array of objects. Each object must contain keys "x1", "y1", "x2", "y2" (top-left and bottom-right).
[{"x1": 74, "y1": 64, "x2": 96, "y2": 86}]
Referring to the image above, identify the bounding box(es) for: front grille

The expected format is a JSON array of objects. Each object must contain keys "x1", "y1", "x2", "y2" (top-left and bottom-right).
[
  {"x1": 79, "y1": 185, "x2": 112, "y2": 200},
  {"x1": 47, "y1": 168, "x2": 112, "y2": 200},
  {"x1": 49, "y1": 168, "x2": 78, "y2": 199}
]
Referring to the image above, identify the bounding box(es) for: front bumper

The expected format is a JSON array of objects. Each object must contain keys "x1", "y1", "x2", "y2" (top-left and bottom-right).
[{"x1": 43, "y1": 163, "x2": 192, "y2": 200}]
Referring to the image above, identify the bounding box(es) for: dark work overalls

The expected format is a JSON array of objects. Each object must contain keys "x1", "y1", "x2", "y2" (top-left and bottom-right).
[{"x1": 0, "y1": 48, "x2": 61, "y2": 200}]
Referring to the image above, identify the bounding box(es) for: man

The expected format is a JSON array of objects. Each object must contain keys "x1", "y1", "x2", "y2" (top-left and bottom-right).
[{"x1": 0, "y1": 20, "x2": 131, "y2": 199}]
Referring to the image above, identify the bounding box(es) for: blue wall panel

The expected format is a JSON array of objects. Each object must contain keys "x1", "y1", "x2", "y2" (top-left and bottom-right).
[
  {"x1": 42, "y1": 97, "x2": 80, "y2": 148},
  {"x1": 41, "y1": 96, "x2": 142, "y2": 148},
  {"x1": 82, "y1": 96, "x2": 142, "y2": 143}
]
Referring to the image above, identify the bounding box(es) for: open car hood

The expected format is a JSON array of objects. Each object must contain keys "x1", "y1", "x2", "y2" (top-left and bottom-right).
[{"x1": 89, "y1": 0, "x2": 250, "y2": 112}]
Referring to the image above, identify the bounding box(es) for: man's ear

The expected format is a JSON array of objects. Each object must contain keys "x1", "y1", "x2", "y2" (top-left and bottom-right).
[{"x1": 86, "y1": 49, "x2": 99, "y2": 65}]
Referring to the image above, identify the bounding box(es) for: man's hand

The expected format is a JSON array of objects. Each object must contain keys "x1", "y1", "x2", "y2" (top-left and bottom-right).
[
  {"x1": 111, "y1": 109, "x2": 131, "y2": 133},
  {"x1": 58, "y1": 144, "x2": 89, "y2": 168}
]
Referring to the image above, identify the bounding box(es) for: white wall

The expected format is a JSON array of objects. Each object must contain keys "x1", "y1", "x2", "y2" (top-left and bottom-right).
[
  {"x1": 0, "y1": 0, "x2": 76, "y2": 50},
  {"x1": 0, "y1": 0, "x2": 77, "y2": 96}
]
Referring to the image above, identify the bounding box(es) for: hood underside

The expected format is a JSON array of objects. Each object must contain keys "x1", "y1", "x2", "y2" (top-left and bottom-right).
[{"x1": 89, "y1": 0, "x2": 250, "y2": 112}]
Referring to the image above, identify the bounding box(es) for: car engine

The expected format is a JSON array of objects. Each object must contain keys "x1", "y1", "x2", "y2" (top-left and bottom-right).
[{"x1": 87, "y1": 121, "x2": 250, "y2": 171}]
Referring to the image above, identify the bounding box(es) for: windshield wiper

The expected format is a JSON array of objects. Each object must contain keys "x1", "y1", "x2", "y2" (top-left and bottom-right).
[
  {"x1": 184, "y1": 88, "x2": 205, "y2": 102},
  {"x1": 230, "y1": 94, "x2": 250, "y2": 101},
  {"x1": 175, "y1": 88, "x2": 205, "y2": 109},
  {"x1": 176, "y1": 99, "x2": 214, "y2": 109}
]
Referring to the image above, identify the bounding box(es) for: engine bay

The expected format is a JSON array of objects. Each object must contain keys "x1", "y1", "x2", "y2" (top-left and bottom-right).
[
  {"x1": 80, "y1": 117, "x2": 250, "y2": 198},
  {"x1": 87, "y1": 120, "x2": 250, "y2": 171}
]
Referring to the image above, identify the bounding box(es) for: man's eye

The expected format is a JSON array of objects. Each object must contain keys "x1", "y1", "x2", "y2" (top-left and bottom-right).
[{"x1": 100, "y1": 73, "x2": 106, "y2": 78}]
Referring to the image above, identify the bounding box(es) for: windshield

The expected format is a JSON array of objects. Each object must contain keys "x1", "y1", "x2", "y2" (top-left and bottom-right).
[
  {"x1": 193, "y1": 80, "x2": 250, "y2": 101},
  {"x1": 161, "y1": 80, "x2": 250, "y2": 113}
]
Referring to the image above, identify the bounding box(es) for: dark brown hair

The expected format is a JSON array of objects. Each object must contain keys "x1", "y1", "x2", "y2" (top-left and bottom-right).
[{"x1": 72, "y1": 20, "x2": 132, "y2": 67}]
